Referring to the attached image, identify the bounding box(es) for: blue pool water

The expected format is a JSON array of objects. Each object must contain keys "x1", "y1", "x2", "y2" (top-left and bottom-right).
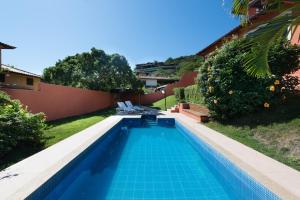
[{"x1": 28, "y1": 118, "x2": 279, "y2": 200}]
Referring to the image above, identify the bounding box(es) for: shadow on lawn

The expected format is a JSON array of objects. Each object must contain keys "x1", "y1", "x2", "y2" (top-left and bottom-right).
[
  {"x1": 149, "y1": 106, "x2": 162, "y2": 110},
  {"x1": 218, "y1": 94, "x2": 300, "y2": 128},
  {"x1": 0, "y1": 143, "x2": 43, "y2": 170},
  {"x1": 46, "y1": 108, "x2": 116, "y2": 128}
]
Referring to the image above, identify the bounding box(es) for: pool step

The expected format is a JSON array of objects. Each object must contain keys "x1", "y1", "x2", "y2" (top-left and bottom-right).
[
  {"x1": 147, "y1": 122, "x2": 157, "y2": 125},
  {"x1": 144, "y1": 119, "x2": 158, "y2": 126}
]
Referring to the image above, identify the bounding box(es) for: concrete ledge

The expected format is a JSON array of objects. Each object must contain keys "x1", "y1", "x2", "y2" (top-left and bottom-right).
[
  {"x1": 169, "y1": 112, "x2": 300, "y2": 200},
  {"x1": 2, "y1": 112, "x2": 300, "y2": 199},
  {"x1": 0, "y1": 116, "x2": 126, "y2": 200}
]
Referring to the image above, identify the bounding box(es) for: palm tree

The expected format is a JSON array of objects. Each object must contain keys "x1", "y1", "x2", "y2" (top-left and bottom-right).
[{"x1": 231, "y1": 0, "x2": 300, "y2": 77}]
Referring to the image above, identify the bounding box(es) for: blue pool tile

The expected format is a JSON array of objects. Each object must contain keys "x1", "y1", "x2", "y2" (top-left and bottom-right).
[{"x1": 27, "y1": 118, "x2": 280, "y2": 200}]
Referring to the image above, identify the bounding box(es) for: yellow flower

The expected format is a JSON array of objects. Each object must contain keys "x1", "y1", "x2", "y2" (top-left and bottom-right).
[
  {"x1": 274, "y1": 80, "x2": 280, "y2": 85},
  {"x1": 264, "y1": 102, "x2": 270, "y2": 108},
  {"x1": 6, "y1": 105, "x2": 13, "y2": 109},
  {"x1": 213, "y1": 99, "x2": 218, "y2": 104},
  {"x1": 228, "y1": 90, "x2": 233, "y2": 95},
  {"x1": 269, "y1": 85, "x2": 275, "y2": 92},
  {"x1": 208, "y1": 86, "x2": 214, "y2": 93}
]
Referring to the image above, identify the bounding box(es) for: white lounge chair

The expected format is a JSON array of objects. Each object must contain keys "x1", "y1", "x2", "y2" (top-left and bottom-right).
[
  {"x1": 125, "y1": 101, "x2": 144, "y2": 111},
  {"x1": 117, "y1": 102, "x2": 136, "y2": 113}
]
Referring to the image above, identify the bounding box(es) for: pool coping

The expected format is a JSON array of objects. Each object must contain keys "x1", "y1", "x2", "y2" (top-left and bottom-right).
[
  {"x1": 1, "y1": 113, "x2": 300, "y2": 199},
  {"x1": 0, "y1": 115, "x2": 140, "y2": 200},
  {"x1": 165, "y1": 112, "x2": 300, "y2": 200}
]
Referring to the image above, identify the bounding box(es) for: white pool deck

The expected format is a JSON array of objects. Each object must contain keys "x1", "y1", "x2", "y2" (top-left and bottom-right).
[{"x1": 0, "y1": 112, "x2": 300, "y2": 199}]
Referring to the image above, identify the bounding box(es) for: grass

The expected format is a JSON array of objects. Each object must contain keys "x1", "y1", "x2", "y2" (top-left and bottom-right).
[
  {"x1": 205, "y1": 95, "x2": 300, "y2": 171},
  {"x1": 45, "y1": 109, "x2": 115, "y2": 147},
  {"x1": 0, "y1": 109, "x2": 115, "y2": 170},
  {"x1": 150, "y1": 95, "x2": 177, "y2": 110}
]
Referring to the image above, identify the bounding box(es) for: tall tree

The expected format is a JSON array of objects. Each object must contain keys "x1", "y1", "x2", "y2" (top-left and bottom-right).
[{"x1": 43, "y1": 48, "x2": 140, "y2": 91}]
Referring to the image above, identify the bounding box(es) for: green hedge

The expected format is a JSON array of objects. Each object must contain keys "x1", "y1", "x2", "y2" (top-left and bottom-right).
[
  {"x1": 184, "y1": 85, "x2": 203, "y2": 104},
  {"x1": 173, "y1": 87, "x2": 185, "y2": 103},
  {"x1": 0, "y1": 91, "x2": 46, "y2": 158},
  {"x1": 173, "y1": 85, "x2": 204, "y2": 104}
]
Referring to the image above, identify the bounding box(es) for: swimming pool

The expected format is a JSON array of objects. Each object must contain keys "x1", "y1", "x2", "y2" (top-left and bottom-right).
[{"x1": 27, "y1": 117, "x2": 279, "y2": 200}]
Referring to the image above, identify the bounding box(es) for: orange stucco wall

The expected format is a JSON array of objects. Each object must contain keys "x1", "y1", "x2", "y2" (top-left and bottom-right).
[
  {"x1": 2, "y1": 82, "x2": 113, "y2": 121},
  {"x1": 1, "y1": 72, "x2": 197, "y2": 121},
  {"x1": 291, "y1": 26, "x2": 300, "y2": 45},
  {"x1": 291, "y1": 26, "x2": 300, "y2": 85}
]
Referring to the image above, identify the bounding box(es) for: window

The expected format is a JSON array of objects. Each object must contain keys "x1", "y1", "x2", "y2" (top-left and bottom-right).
[
  {"x1": 26, "y1": 78, "x2": 34, "y2": 86},
  {"x1": 0, "y1": 74, "x2": 5, "y2": 83}
]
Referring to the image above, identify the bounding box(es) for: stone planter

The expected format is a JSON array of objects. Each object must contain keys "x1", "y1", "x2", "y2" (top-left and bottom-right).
[
  {"x1": 200, "y1": 115, "x2": 209, "y2": 123},
  {"x1": 179, "y1": 103, "x2": 189, "y2": 110}
]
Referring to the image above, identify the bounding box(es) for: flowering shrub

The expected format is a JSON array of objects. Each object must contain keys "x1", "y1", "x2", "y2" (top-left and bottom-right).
[
  {"x1": 0, "y1": 92, "x2": 46, "y2": 158},
  {"x1": 198, "y1": 39, "x2": 300, "y2": 119}
]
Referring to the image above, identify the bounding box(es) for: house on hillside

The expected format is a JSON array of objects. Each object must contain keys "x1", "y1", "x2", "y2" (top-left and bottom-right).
[
  {"x1": 198, "y1": 0, "x2": 300, "y2": 58},
  {"x1": 138, "y1": 76, "x2": 179, "y2": 88},
  {"x1": 197, "y1": 0, "x2": 300, "y2": 79},
  {"x1": 135, "y1": 62, "x2": 179, "y2": 87},
  {"x1": 0, "y1": 65, "x2": 41, "y2": 91},
  {"x1": 135, "y1": 62, "x2": 178, "y2": 77}
]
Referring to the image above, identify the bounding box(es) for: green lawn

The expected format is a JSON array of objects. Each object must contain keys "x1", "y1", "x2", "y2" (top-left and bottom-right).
[
  {"x1": 150, "y1": 95, "x2": 177, "y2": 110},
  {"x1": 206, "y1": 95, "x2": 300, "y2": 171},
  {"x1": 0, "y1": 109, "x2": 115, "y2": 170},
  {"x1": 45, "y1": 109, "x2": 115, "y2": 147}
]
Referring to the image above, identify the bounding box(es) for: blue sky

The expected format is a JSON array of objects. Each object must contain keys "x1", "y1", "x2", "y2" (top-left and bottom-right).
[{"x1": 0, "y1": 0, "x2": 239, "y2": 75}]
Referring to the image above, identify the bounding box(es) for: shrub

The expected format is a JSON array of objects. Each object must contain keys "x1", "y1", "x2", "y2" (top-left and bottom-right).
[
  {"x1": 198, "y1": 39, "x2": 300, "y2": 120},
  {"x1": 0, "y1": 92, "x2": 46, "y2": 158},
  {"x1": 268, "y1": 40, "x2": 300, "y2": 75},
  {"x1": 173, "y1": 87, "x2": 185, "y2": 103},
  {"x1": 184, "y1": 85, "x2": 203, "y2": 104}
]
